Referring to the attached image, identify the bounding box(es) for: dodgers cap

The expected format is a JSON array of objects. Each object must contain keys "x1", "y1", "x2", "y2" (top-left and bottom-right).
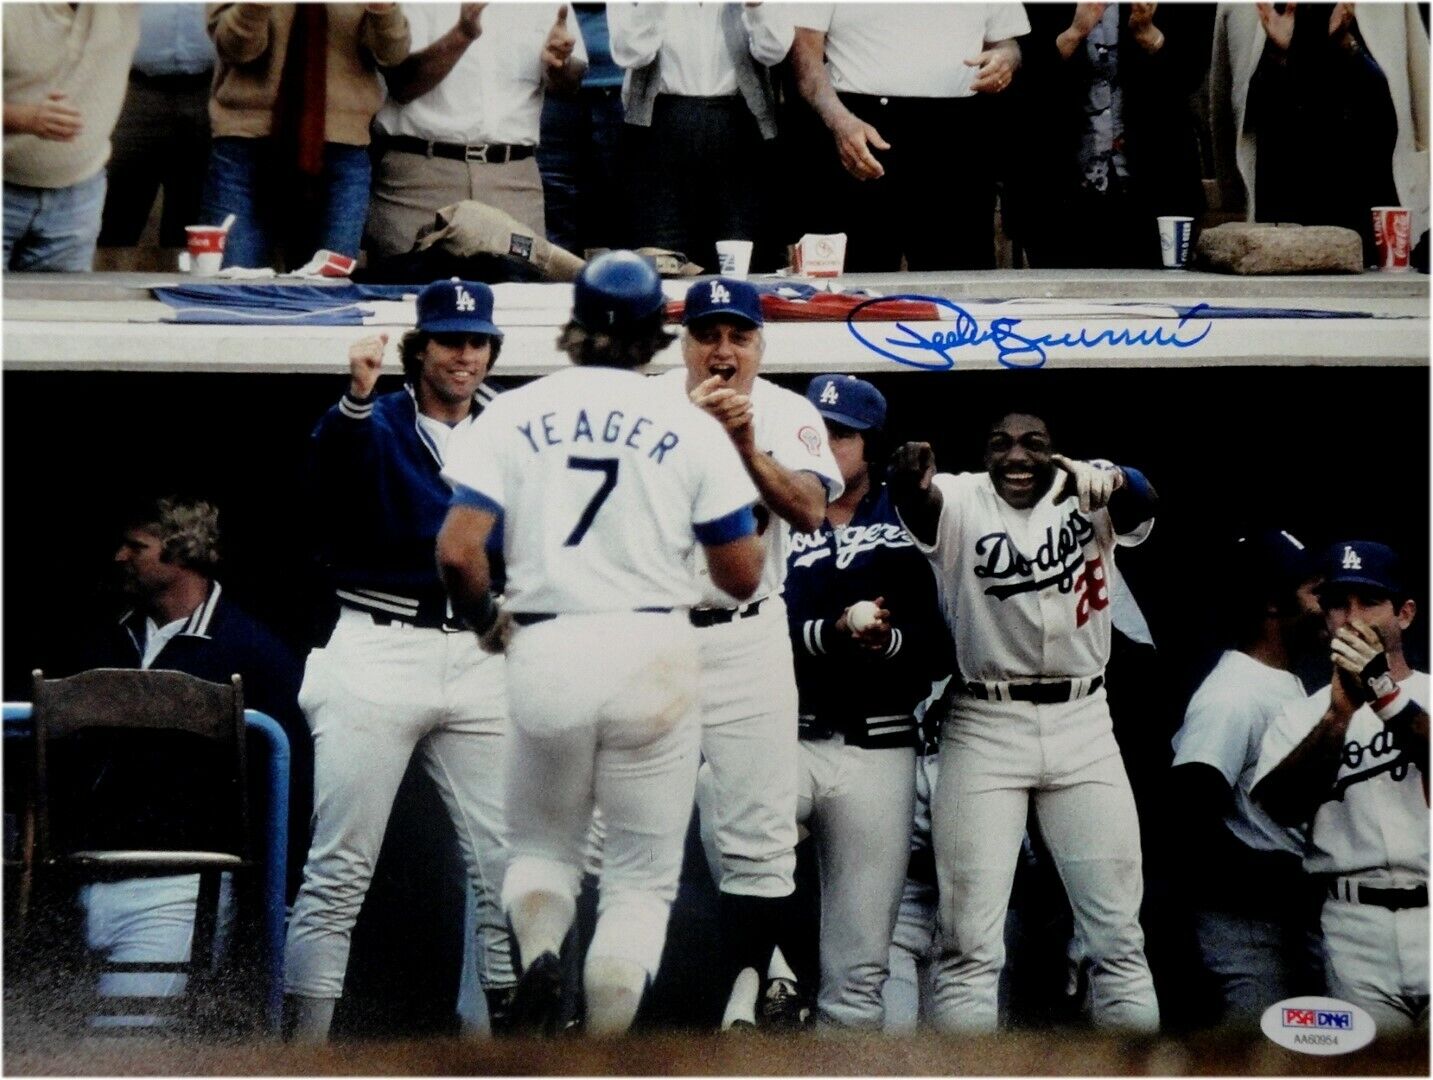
[
  {"x1": 683, "y1": 277, "x2": 764, "y2": 327},
  {"x1": 417, "y1": 278, "x2": 502, "y2": 337},
  {"x1": 1232, "y1": 529, "x2": 1316, "y2": 593},
  {"x1": 1316, "y1": 540, "x2": 1406, "y2": 598},
  {"x1": 806, "y1": 373, "x2": 887, "y2": 431}
]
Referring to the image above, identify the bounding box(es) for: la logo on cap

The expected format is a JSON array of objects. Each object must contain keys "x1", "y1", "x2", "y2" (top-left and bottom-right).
[
  {"x1": 455, "y1": 285, "x2": 476, "y2": 312},
  {"x1": 1342, "y1": 545, "x2": 1363, "y2": 570},
  {"x1": 709, "y1": 281, "x2": 731, "y2": 304},
  {"x1": 819, "y1": 382, "x2": 840, "y2": 406}
]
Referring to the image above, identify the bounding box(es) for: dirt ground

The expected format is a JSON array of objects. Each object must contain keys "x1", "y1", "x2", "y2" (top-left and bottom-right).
[{"x1": 4, "y1": 1028, "x2": 1428, "y2": 1077}]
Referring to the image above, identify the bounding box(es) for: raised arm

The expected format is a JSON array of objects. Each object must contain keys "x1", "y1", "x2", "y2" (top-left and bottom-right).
[
  {"x1": 887, "y1": 442, "x2": 943, "y2": 546},
  {"x1": 383, "y1": 4, "x2": 483, "y2": 105},
  {"x1": 1252, "y1": 678, "x2": 1356, "y2": 827}
]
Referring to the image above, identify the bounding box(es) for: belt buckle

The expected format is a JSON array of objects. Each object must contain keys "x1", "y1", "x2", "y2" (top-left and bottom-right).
[{"x1": 466, "y1": 144, "x2": 489, "y2": 163}]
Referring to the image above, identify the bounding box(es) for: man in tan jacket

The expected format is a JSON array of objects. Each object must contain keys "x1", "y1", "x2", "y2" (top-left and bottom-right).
[
  {"x1": 3, "y1": 4, "x2": 140, "y2": 271},
  {"x1": 199, "y1": 3, "x2": 410, "y2": 269}
]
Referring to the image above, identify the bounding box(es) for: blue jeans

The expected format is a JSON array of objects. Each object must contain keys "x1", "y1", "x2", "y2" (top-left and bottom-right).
[
  {"x1": 200, "y1": 136, "x2": 371, "y2": 269},
  {"x1": 4, "y1": 171, "x2": 107, "y2": 271},
  {"x1": 537, "y1": 87, "x2": 627, "y2": 254}
]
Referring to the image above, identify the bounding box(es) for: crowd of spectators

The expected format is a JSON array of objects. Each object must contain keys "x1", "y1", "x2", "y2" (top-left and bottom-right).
[{"x1": 3, "y1": 2, "x2": 1428, "y2": 275}]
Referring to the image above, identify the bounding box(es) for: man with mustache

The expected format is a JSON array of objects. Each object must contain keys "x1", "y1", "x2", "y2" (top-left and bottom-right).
[{"x1": 889, "y1": 410, "x2": 1160, "y2": 1032}]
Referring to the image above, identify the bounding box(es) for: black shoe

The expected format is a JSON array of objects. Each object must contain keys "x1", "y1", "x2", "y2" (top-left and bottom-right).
[
  {"x1": 759, "y1": 978, "x2": 812, "y2": 1031},
  {"x1": 485, "y1": 985, "x2": 519, "y2": 1037},
  {"x1": 511, "y1": 951, "x2": 563, "y2": 1036}
]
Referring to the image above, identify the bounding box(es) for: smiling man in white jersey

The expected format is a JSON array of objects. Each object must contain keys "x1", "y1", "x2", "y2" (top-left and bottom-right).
[
  {"x1": 437, "y1": 251, "x2": 764, "y2": 1036},
  {"x1": 888, "y1": 409, "x2": 1161, "y2": 1033}
]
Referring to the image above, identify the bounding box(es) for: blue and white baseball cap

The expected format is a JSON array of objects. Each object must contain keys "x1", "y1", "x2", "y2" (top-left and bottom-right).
[
  {"x1": 806, "y1": 373, "x2": 887, "y2": 431},
  {"x1": 417, "y1": 278, "x2": 503, "y2": 337},
  {"x1": 1233, "y1": 529, "x2": 1315, "y2": 591},
  {"x1": 1317, "y1": 540, "x2": 1406, "y2": 597},
  {"x1": 683, "y1": 277, "x2": 764, "y2": 327}
]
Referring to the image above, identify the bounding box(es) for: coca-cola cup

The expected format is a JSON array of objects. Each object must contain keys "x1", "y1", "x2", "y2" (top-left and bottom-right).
[
  {"x1": 183, "y1": 224, "x2": 227, "y2": 274},
  {"x1": 1370, "y1": 206, "x2": 1410, "y2": 271}
]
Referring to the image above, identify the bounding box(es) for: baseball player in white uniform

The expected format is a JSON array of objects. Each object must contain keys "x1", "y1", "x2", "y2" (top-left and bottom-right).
[
  {"x1": 1170, "y1": 530, "x2": 1328, "y2": 1022},
  {"x1": 284, "y1": 279, "x2": 514, "y2": 1042},
  {"x1": 437, "y1": 251, "x2": 764, "y2": 1036},
  {"x1": 1253, "y1": 541, "x2": 1429, "y2": 1032},
  {"x1": 657, "y1": 276, "x2": 843, "y2": 1029},
  {"x1": 889, "y1": 410, "x2": 1160, "y2": 1032}
]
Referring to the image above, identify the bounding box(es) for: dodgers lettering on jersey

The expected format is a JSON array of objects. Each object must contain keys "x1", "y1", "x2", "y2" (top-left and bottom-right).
[
  {"x1": 1254, "y1": 673, "x2": 1429, "y2": 880},
  {"x1": 442, "y1": 366, "x2": 757, "y2": 613},
  {"x1": 656, "y1": 369, "x2": 844, "y2": 606},
  {"x1": 907, "y1": 471, "x2": 1152, "y2": 681}
]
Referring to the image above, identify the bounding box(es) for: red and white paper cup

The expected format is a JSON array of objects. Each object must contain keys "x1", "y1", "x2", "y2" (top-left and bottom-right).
[
  {"x1": 1370, "y1": 206, "x2": 1410, "y2": 272},
  {"x1": 184, "y1": 224, "x2": 227, "y2": 274}
]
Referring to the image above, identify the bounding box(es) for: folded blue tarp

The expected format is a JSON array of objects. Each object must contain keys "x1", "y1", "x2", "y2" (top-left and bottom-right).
[{"x1": 153, "y1": 283, "x2": 417, "y2": 325}]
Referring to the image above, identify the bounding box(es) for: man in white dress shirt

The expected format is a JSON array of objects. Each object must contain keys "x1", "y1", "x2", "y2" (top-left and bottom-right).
[
  {"x1": 367, "y1": 3, "x2": 588, "y2": 260},
  {"x1": 607, "y1": 3, "x2": 790, "y2": 272}
]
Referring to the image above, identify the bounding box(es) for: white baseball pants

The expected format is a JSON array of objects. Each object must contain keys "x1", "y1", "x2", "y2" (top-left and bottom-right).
[
  {"x1": 930, "y1": 688, "x2": 1158, "y2": 1032},
  {"x1": 796, "y1": 734, "x2": 915, "y2": 1029},
  {"x1": 500, "y1": 611, "x2": 701, "y2": 979},
  {"x1": 695, "y1": 598, "x2": 800, "y2": 898},
  {"x1": 1322, "y1": 895, "x2": 1429, "y2": 1031},
  {"x1": 884, "y1": 751, "x2": 940, "y2": 1032},
  {"x1": 285, "y1": 609, "x2": 511, "y2": 999}
]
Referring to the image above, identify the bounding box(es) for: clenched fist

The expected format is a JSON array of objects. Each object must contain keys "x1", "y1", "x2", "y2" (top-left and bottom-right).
[
  {"x1": 348, "y1": 333, "x2": 389, "y2": 399},
  {"x1": 542, "y1": 5, "x2": 575, "y2": 70}
]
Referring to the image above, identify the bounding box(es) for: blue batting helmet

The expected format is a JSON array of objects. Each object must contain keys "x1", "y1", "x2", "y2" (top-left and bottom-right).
[{"x1": 572, "y1": 251, "x2": 666, "y2": 331}]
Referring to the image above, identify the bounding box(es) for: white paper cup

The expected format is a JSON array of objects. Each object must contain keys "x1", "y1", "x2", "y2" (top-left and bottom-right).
[
  {"x1": 185, "y1": 224, "x2": 227, "y2": 274},
  {"x1": 1157, "y1": 216, "x2": 1194, "y2": 269},
  {"x1": 715, "y1": 239, "x2": 754, "y2": 280}
]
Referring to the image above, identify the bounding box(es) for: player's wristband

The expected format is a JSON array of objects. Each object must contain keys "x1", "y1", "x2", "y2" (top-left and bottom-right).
[
  {"x1": 1374, "y1": 688, "x2": 1413, "y2": 725},
  {"x1": 458, "y1": 591, "x2": 501, "y2": 636}
]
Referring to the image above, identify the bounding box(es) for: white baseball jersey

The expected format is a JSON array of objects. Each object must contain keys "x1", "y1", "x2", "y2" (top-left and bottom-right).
[
  {"x1": 655, "y1": 369, "x2": 844, "y2": 607},
  {"x1": 443, "y1": 366, "x2": 758, "y2": 613},
  {"x1": 1172, "y1": 650, "x2": 1309, "y2": 856},
  {"x1": 1253, "y1": 672, "x2": 1429, "y2": 880},
  {"x1": 905, "y1": 471, "x2": 1152, "y2": 682}
]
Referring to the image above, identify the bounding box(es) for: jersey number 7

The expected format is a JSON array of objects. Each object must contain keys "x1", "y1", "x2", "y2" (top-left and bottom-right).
[{"x1": 565, "y1": 456, "x2": 619, "y2": 546}]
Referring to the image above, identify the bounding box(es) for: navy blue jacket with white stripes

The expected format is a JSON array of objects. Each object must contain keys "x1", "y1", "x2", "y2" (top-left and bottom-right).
[
  {"x1": 71, "y1": 581, "x2": 311, "y2": 900},
  {"x1": 310, "y1": 381, "x2": 504, "y2": 624},
  {"x1": 784, "y1": 481, "x2": 952, "y2": 750}
]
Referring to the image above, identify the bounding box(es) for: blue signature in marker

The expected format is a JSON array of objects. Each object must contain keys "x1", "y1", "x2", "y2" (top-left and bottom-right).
[{"x1": 844, "y1": 295, "x2": 1214, "y2": 370}]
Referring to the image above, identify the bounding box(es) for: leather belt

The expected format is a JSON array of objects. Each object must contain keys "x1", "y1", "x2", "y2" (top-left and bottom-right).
[
  {"x1": 353, "y1": 607, "x2": 465, "y2": 633},
  {"x1": 690, "y1": 598, "x2": 765, "y2": 628},
  {"x1": 384, "y1": 133, "x2": 535, "y2": 164},
  {"x1": 513, "y1": 607, "x2": 673, "y2": 628},
  {"x1": 1326, "y1": 879, "x2": 1428, "y2": 910},
  {"x1": 962, "y1": 675, "x2": 1104, "y2": 705}
]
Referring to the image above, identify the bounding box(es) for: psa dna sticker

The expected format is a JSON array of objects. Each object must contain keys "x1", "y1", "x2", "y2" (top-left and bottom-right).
[{"x1": 1261, "y1": 996, "x2": 1375, "y2": 1055}]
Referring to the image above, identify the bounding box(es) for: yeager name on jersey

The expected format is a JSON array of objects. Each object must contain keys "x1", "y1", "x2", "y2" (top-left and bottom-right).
[
  {"x1": 975, "y1": 507, "x2": 1095, "y2": 600},
  {"x1": 791, "y1": 521, "x2": 913, "y2": 570},
  {"x1": 516, "y1": 408, "x2": 681, "y2": 463}
]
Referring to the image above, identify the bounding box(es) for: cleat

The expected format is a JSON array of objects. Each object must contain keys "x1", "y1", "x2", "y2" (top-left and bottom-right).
[
  {"x1": 510, "y1": 951, "x2": 563, "y2": 1036},
  {"x1": 759, "y1": 977, "x2": 813, "y2": 1031}
]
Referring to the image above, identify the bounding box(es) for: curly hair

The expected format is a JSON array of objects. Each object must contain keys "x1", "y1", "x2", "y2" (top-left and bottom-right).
[
  {"x1": 557, "y1": 318, "x2": 677, "y2": 369},
  {"x1": 126, "y1": 495, "x2": 222, "y2": 575}
]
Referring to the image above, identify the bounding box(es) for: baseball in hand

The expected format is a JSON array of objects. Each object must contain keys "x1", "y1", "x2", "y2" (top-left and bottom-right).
[{"x1": 847, "y1": 601, "x2": 881, "y2": 633}]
